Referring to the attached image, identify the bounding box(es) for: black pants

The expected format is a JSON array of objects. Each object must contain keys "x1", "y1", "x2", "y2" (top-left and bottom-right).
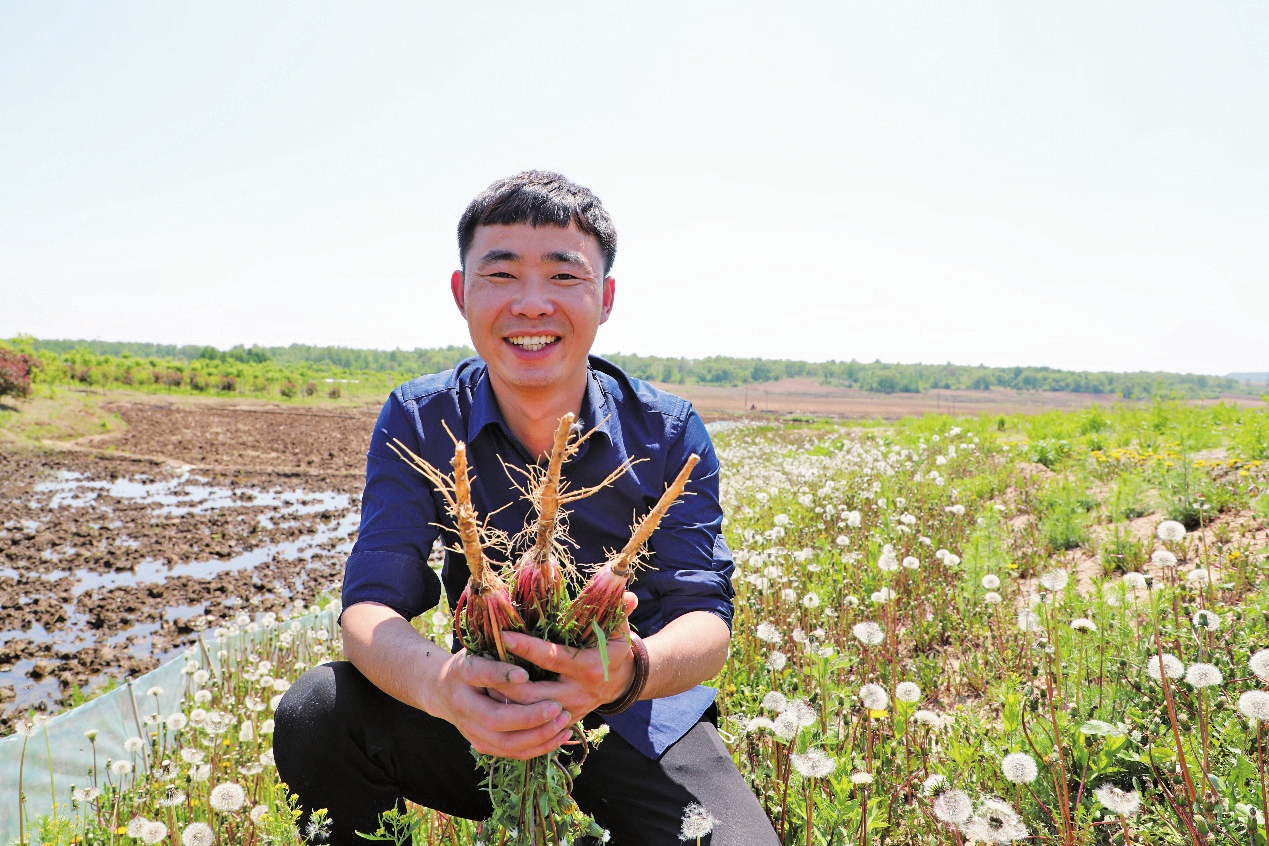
[{"x1": 275, "y1": 661, "x2": 779, "y2": 845}]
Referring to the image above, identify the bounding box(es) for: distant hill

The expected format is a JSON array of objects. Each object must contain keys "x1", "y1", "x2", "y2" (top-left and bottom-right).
[{"x1": 1228, "y1": 372, "x2": 1269, "y2": 385}]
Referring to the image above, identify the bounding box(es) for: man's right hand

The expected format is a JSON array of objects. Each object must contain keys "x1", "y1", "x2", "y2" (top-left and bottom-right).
[
  {"x1": 340, "y1": 601, "x2": 575, "y2": 760},
  {"x1": 430, "y1": 648, "x2": 575, "y2": 759}
]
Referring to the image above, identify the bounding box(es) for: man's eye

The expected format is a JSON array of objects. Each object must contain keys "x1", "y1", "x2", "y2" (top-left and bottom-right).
[
  {"x1": 552, "y1": 273, "x2": 580, "y2": 281},
  {"x1": 487, "y1": 272, "x2": 515, "y2": 279}
]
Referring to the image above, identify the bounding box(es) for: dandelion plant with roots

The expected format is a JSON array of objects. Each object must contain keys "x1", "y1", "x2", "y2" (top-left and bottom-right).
[{"x1": 389, "y1": 417, "x2": 698, "y2": 845}]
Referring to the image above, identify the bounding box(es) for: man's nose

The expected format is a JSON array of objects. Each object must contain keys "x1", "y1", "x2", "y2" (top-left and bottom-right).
[{"x1": 511, "y1": 278, "x2": 555, "y2": 318}]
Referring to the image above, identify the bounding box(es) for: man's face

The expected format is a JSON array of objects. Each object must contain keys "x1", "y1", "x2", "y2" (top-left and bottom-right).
[{"x1": 452, "y1": 222, "x2": 614, "y2": 400}]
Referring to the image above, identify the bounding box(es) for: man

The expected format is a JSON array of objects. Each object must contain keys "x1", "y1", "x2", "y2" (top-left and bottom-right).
[{"x1": 275, "y1": 172, "x2": 778, "y2": 845}]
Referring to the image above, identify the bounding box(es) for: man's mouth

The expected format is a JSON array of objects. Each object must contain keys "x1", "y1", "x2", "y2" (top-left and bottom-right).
[{"x1": 505, "y1": 334, "x2": 561, "y2": 352}]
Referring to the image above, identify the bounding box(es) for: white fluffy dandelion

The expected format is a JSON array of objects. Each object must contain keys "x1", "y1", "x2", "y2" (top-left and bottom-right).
[
  {"x1": 126, "y1": 817, "x2": 150, "y2": 838},
  {"x1": 765, "y1": 651, "x2": 787, "y2": 672},
  {"x1": 755, "y1": 622, "x2": 782, "y2": 643},
  {"x1": 932, "y1": 789, "x2": 973, "y2": 825},
  {"x1": 984, "y1": 591, "x2": 1003, "y2": 604},
  {"x1": 920, "y1": 773, "x2": 946, "y2": 796},
  {"x1": 852, "y1": 621, "x2": 885, "y2": 646},
  {"x1": 141, "y1": 821, "x2": 168, "y2": 845},
  {"x1": 1039, "y1": 569, "x2": 1069, "y2": 591},
  {"x1": 791, "y1": 748, "x2": 837, "y2": 778},
  {"x1": 761, "y1": 691, "x2": 788, "y2": 712},
  {"x1": 1145, "y1": 653, "x2": 1185, "y2": 682},
  {"x1": 895, "y1": 681, "x2": 921, "y2": 703},
  {"x1": 785, "y1": 699, "x2": 817, "y2": 728},
  {"x1": 963, "y1": 797, "x2": 1029, "y2": 843},
  {"x1": 902, "y1": 556, "x2": 921, "y2": 570},
  {"x1": 1157, "y1": 520, "x2": 1187, "y2": 542},
  {"x1": 181, "y1": 822, "x2": 215, "y2": 846},
  {"x1": 848, "y1": 771, "x2": 873, "y2": 785},
  {"x1": 110, "y1": 760, "x2": 133, "y2": 777},
  {"x1": 1186, "y1": 568, "x2": 1211, "y2": 586},
  {"x1": 1238, "y1": 690, "x2": 1269, "y2": 722},
  {"x1": 1151, "y1": 549, "x2": 1178, "y2": 568},
  {"x1": 1249, "y1": 649, "x2": 1269, "y2": 681},
  {"x1": 1184, "y1": 663, "x2": 1223, "y2": 688},
  {"x1": 209, "y1": 781, "x2": 247, "y2": 813},
  {"x1": 1001, "y1": 752, "x2": 1038, "y2": 784},
  {"x1": 1192, "y1": 610, "x2": 1221, "y2": 631},
  {"x1": 678, "y1": 802, "x2": 718, "y2": 841},
  {"x1": 1070, "y1": 618, "x2": 1097, "y2": 632},
  {"x1": 1122, "y1": 572, "x2": 1148, "y2": 589},
  {"x1": 1094, "y1": 785, "x2": 1142, "y2": 817},
  {"x1": 981, "y1": 574, "x2": 1001, "y2": 590},
  {"x1": 859, "y1": 683, "x2": 889, "y2": 711}
]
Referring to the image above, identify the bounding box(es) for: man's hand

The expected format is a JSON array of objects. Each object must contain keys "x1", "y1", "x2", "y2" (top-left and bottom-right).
[
  {"x1": 429, "y1": 649, "x2": 576, "y2": 759},
  {"x1": 498, "y1": 591, "x2": 641, "y2": 719},
  {"x1": 341, "y1": 602, "x2": 575, "y2": 761}
]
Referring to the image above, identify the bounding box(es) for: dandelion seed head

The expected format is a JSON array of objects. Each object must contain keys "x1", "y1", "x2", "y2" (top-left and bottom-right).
[
  {"x1": 124, "y1": 736, "x2": 144, "y2": 754},
  {"x1": 859, "y1": 683, "x2": 889, "y2": 711},
  {"x1": 895, "y1": 681, "x2": 921, "y2": 703},
  {"x1": 801, "y1": 592, "x2": 820, "y2": 608},
  {"x1": 166, "y1": 713, "x2": 188, "y2": 731},
  {"x1": 111, "y1": 759, "x2": 133, "y2": 776},
  {"x1": 1151, "y1": 549, "x2": 1178, "y2": 568},
  {"x1": 1157, "y1": 520, "x2": 1187, "y2": 542},
  {"x1": 920, "y1": 773, "x2": 946, "y2": 796},
  {"x1": 1187, "y1": 568, "x2": 1211, "y2": 585},
  {"x1": 1001, "y1": 752, "x2": 1038, "y2": 784},
  {"x1": 1192, "y1": 609, "x2": 1221, "y2": 631},
  {"x1": 1040, "y1": 569, "x2": 1069, "y2": 591},
  {"x1": 13, "y1": 717, "x2": 36, "y2": 738},
  {"x1": 1094, "y1": 785, "x2": 1142, "y2": 817},
  {"x1": 932, "y1": 789, "x2": 973, "y2": 824},
  {"x1": 913, "y1": 709, "x2": 945, "y2": 728},
  {"x1": 1249, "y1": 649, "x2": 1269, "y2": 681},
  {"x1": 755, "y1": 622, "x2": 782, "y2": 644},
  {"x1": 250, "y1": 805, "x2": 268, "y2": 824},
  {"x1": 791, "y1": 748, "x2": 837, "y2": 778},
  {"x1": 72, "y1": 786, "x2": 100, "y2": 802},
  {"x1": 743, "y1": 716, "x2": 775, "y2": 734},
  {"x1": 141, "y1": 821, "x2": 168, "y2": 844},
  {"x1": 1184, "y1": 663, "x2": 1223, "y2": 688},
  {"x1": 1238, "y1": 690, "x2": 1269, "y2": 722},
  {"x1": 984, "y1": 591, "x2": 1003, "y2": 605},
  {"x1": 963, "y1": 798, "x2": 1028, "y2": 843},
  {"x1": 761, "y1": 691, "x2": 788, "y2": 712},
  {"x1": 678, "y1": 802, "x2": 718, "y2": 841},
  {"x1": 1145, "y1": 653, "x2": 1185, "y2": 682},
  {"x1": 902, "y1": 556, "x2": 920, "y2": 570},
  {"x1": 1070, "y1": 618, "x2": 1097, "y2": 632},
  {"x1": 786, "y1": 699, "x2": 818, "y2": 728},
  {"x1": 870, "y1": 587, "x2": 895, "y2": 603},
  {"x1": 209, "y1": 781, "x2": 247, "y2": 812},
  {"x1": 877, "y1": 546, "x2": 900, "y2": 572},
  {"x1": 1017, "y1": 611, "x2": 1041, "y2": 632},
  {"x1": 765, "y1": 651, "x2": 787, "y2": 671},
  {"x1": 1122, "y1": 572, "x2": 1148, "y2": 589},
  {"x1": 127, "y1": 817, "x2": 150, "y2": 838},
  {"x1": 981, "y1": 574, "x2": 1001, "y2": 590},
  {"x1": 772, "y1": 712, "x2": 799, "y2": 740},
  {"x1": 852, "y1": 621, "x2": 885, "y2": 646},
  {"x1": 181, "y1": 822, "x2": 215, "y2": 846},
  {"x1": 848, "y1": 770, "x2": 873, "y2": 785}
]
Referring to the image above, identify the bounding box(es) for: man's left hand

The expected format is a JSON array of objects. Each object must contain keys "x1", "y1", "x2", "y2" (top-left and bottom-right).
[{"x1": 499, "y1": 591, "x2": 639, "y2": 719}]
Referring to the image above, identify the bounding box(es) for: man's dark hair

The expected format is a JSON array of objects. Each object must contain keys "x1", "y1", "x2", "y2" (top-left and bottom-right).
[{"x1": 457, "y1": 171, "x2": 617, "y2": 275}]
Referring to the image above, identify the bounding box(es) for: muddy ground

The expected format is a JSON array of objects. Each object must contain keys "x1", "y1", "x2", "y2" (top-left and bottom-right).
[{"x1": 0, "y1": 400, "x2": 381, "y2": 730}]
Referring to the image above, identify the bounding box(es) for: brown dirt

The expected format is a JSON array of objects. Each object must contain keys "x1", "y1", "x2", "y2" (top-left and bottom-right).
[
  {"x1": 0, "y1": 398, "x2": 382, "y2": 729},
  {"x1": 663, "y1": 378, "x2": 1267, "y2": 421}
]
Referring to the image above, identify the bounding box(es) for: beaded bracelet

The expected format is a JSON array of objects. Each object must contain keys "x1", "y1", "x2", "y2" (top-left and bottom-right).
[{"x1": 594, "y1": 632, "x2": 649, "y2": 715}]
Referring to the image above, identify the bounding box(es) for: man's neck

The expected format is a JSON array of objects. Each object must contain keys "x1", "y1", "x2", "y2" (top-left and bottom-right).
[{"x1": 488, "y1": 373, "x2": 589, "y2": 460}]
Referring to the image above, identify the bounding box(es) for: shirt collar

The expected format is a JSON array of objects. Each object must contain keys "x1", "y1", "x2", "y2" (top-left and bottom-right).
[{"x1": 465, "y1": 359, "x2": 616, "y2": 453}]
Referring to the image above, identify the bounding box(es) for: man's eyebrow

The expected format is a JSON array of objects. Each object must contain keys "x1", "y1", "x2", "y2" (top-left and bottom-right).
[
  {"x1": 475, "y1": 249, "x2": 520, "y2": 267},
  {"x1": 543, "y1": 250, "x2": 590, "y2": 267}
]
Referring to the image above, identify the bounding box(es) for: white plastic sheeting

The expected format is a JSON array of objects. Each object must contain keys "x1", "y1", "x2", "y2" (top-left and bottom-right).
[{"x1": 0, "y1": 606, "x2": 339, "y2": 843}]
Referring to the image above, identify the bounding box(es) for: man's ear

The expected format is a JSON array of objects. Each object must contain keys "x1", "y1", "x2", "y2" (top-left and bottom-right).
[
  {"x1": 598, "y1": 276, "x2": 616, "y2": 325},
  {"x1": 451, "y1": 270, "x2": 466, "y2": 316}
]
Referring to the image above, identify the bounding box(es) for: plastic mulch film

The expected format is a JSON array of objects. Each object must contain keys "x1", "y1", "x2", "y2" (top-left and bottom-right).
[{"x1": 0, "y1": 606, "x2": 339, "y2": 843}]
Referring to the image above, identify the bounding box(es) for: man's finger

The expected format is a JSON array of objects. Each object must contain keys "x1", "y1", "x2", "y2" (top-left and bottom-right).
[
  {"x1": 501, "y1": 631, "x2": 577, "y2": 673},
  {"x1": 456, "y1": 653, "x2": 530, "y2": 688}
]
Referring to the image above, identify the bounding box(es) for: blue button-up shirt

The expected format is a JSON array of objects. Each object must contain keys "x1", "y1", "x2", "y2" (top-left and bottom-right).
[{"x1": 342, "y1": 355, "x2": 734, "y2": 758}]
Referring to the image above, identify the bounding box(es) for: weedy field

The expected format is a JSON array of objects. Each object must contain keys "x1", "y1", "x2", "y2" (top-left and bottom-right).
[{"x1": 6, "y1": 400, "x2": 1269, "y2": 845}]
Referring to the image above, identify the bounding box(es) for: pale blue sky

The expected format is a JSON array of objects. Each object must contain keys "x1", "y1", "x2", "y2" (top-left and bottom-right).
[{"x1": 3, "y1": 2, "x2": 1266, "y2": 375}]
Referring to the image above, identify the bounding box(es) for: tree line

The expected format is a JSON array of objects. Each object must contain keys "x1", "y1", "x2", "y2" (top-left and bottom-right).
[{"x1": 0, "y1": 336, "x2": 1248, "y2": 401}]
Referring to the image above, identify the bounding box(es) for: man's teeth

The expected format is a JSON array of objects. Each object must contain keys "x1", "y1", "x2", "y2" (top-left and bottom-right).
[{"x1": 507, "y1": 335, "x2": 558, "y2": 352}]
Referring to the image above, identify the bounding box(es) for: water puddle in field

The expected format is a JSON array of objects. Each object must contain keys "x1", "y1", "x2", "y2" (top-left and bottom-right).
[{"x1": 32, "y1": 471, "x2": 350, "y2": 517}]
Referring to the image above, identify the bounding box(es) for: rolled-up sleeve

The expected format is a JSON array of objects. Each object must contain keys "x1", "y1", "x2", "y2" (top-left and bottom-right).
[
  {"x1": 640, "y1": 410, "x2": 735, "y2": 630},
  {"x1": 341, "y1": 393, "x2": 444, "y2": 621}
]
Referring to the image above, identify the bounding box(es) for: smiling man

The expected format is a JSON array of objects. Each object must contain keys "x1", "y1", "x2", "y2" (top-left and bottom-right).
[{"x1": 275, "y1": 172, "x2": 778, "y2": 845}]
